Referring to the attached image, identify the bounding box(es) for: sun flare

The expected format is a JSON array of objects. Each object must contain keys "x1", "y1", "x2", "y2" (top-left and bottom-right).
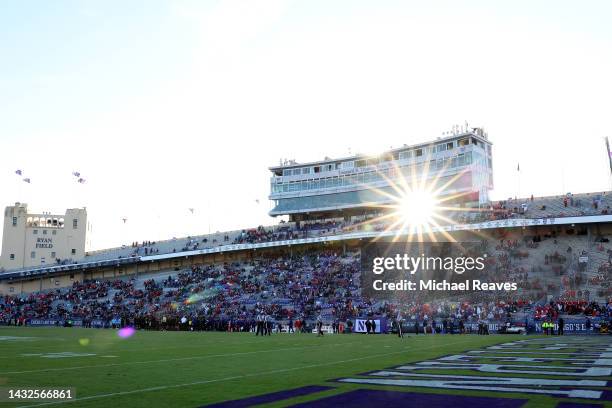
[{"x1": 398, "y1": 190, "x2": 438, "y2": 227}]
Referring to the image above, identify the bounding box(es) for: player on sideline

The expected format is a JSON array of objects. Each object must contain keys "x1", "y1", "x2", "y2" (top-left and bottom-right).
[
  {"x1": 265, "y1": 314, "x2": 272, "y2": 335},
  {"x1": 395, "y1": 311, "x2": 403, "y2": 338},
  {"x1": 255, "y1": 313, "x2": 264, "y2": 336},
  {"x1": 288, "y1": 317, "x2": 294, "y2": 333},
  {"x1": 316, "y1": 315, "x2": 324, "y2": 336}
]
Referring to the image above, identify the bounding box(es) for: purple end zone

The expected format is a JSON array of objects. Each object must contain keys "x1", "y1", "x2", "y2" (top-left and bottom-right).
[
  {"x1": 555, "y1": 403, "x2": 603, "y2": 408},
  {"x1": 289, "y1": 390, "x2": 528, "y2": 408},
  {"x1": 202, "y1": 385, "x2": 333, "y2": 407}
]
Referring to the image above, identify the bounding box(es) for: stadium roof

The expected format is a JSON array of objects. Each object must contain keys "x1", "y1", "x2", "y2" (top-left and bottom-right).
[{"x1": 269, "y1": 131, "x2": 491, "y2": 170}]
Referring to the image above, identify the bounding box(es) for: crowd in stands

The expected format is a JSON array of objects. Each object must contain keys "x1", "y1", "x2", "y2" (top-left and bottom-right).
[
  {"x1": 2, "y1": 230, "x2": 612, "y2": 332},
  {"x1": 12, "y1": 191, "x2": 591, "y2": 276}
]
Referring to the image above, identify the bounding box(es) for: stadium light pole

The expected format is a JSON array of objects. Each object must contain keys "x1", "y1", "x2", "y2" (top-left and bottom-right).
[
  {"x1": 516, "y1": 163, "x2": 521, "y2": 200},
  {"x1": 206, "y1": 199, "x2": 211, "y2": 235},
  {"x1": 605, "y1": 137, "x2": 612, "y2": 191}
]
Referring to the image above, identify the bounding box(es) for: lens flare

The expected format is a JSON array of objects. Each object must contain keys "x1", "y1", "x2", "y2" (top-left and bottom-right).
[
  {"x1": 184, "y1": 293, "x2": 205, "y2": 305},
  {"x1": 117, "y1": 327, "x2": 136, "y2": 339},
  {"x1": 398, "y1": 190, "x2": 438, "y2": 226},
  {"x1": 350, "y1": 152, "x2": 486, "y2": 244}
]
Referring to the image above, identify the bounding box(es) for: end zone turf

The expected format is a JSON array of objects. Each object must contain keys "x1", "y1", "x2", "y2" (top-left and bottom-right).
[{"x1": 0, "y1": 327, "x2": 610, "y2": 408}]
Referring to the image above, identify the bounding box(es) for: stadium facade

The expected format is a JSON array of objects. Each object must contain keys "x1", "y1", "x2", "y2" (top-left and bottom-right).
[
  {"x1": 0, "y1": 129, "x2": 610, "y2": 306},
  {"x1": 268, "y1": 127, "x2": 493, "y2": 220},
  {"x1": 0, "y1": 210, "x2": 611, "y2": 297},
  {"x1": 0, "y1": 203, "x2": 88, "y2": 271}
]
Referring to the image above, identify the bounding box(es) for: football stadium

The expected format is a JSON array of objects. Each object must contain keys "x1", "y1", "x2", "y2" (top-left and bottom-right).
[
  {"x1": 2, "y1": 2, "x2": 612, "y2": 408},
  {"x1": 1, "y1": 126, "x2": 611, "y2": 407}
]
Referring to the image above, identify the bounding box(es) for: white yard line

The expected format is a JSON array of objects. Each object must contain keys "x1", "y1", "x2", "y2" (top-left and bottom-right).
[
  {"x1": 1, "y1": 341, "x2": 356, "y2": 375},
  {"x1": 17, "y1": 338, "x2": 473, "y2": 408}
]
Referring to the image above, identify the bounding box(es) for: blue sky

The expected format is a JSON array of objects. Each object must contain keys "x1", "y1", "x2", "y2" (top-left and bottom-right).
[{"x1": 1, "y1": 0, "x2": 611, "y2": 250}]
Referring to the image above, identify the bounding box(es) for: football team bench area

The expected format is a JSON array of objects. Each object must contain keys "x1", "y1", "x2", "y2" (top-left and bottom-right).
[{"x1": 0, "y1": 327, "x2": 610, "y2": 408}]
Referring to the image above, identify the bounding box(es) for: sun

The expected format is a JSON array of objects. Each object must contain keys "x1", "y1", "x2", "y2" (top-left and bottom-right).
[
  {"x1": 351, "y1": 156, "x2": 484, "y2": 243},
  {"x1": 398, "y1": 189, "x2": 438, "y2": 227}
]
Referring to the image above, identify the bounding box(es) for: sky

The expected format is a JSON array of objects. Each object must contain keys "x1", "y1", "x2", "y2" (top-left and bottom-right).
[{"x1": 1, "y1": 0, "x2": 611, "y2": 250}]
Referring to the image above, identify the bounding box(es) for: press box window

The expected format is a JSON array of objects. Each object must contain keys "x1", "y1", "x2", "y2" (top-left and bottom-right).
[
  {"x1": 12, "y1": 217, "x2": 17, "y2": 226},
  {"x1": 10, "y1": 254, "x2": 15, "y2": 260},
  {"x1": 31, "y1": 251, "x2": 36, "y2": 259},
  {"x1": 73, "y1": 219, "x2": 78, "y2": 229},
  {"x1": 71, "y1": 249, "x2": 76, "y2": 255},
  {"x1": 399, "y1": 151, "x2": 412, "y2": 160}
]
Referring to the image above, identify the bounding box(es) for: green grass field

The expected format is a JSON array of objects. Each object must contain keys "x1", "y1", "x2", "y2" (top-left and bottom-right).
[{"x1": 0, "y1": 327, "x2": 610, "y2": 408}]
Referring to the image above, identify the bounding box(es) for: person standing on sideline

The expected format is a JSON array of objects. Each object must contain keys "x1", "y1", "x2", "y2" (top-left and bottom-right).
[
  {"x1": 255, "y1": 313, "x2": 263, "y2": 336},
  {"x1": 558, "y1": 317, "x2": 564, "y2": 335},
  {"x1": 265, "y1": 314, "x2": 272, "y2": 336},
  {"x1": 586, "y1": 317, "x2": 592, "y2": 333},
  {"x1": 288, "y1": 317, "x2": 294, "y2": 333},
  {"x1": 316, "y1": 315, "x2": 324, "y2": 337},
  {"x1": 395, "y1": 318, "x2": 403, "y2": 338},
  {"x1": 396, "y1": 311, "x2": 403, "y2": 338}
]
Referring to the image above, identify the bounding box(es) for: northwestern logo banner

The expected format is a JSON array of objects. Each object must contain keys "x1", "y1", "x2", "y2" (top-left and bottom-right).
[{"x1": 354, "y1": 318, "x2": 386, "y2": 333}]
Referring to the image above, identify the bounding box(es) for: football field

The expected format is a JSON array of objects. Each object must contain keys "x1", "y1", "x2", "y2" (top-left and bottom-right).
[{"x1": 0, "y1": 327, "x2": 610, "y2": 408}]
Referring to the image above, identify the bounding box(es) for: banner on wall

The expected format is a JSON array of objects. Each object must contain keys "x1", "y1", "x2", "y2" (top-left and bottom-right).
[
  {"x1": 354, "y1": 318, "x2": 387, "y2": 333},
  {"x1": 394, "y1": 318, "x2": 607, "y2": 334}
]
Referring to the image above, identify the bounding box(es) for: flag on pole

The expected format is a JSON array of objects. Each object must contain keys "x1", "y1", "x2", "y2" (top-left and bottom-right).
[
  {"x1": 72, "y1": 171, "x2": 81, "y2": 178},
  {"x1": 15, "y1": 169, "x2": 23, "y2": 176},
  {"x1": 77, "y1": 178, "x2": 86, "y2": 184},
  {"x1": 606, "y1": 137, "x2": 612, "y2": 176},
  {"x1": 23, "y1": 178, "x2": 31, "y2": 183}
]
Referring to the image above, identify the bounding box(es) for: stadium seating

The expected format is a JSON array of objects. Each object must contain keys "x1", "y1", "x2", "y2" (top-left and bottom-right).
[
  {"x1": 2, "y1": 230, "x2": 611, "y2": 330},
  {"x1": 73, "y1": 192, "x2": 612, "y2": 267}
]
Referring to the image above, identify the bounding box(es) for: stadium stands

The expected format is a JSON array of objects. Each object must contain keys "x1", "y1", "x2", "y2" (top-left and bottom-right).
[
  {"x1": 2, "y1": 229, "x2": 611, "y2": 332},
  {"x1": 1, "y1": 191, "x2": 608, "y2": 279},
  {"x1": 64, "y1": 191, "x2": 612, "y2": 267}
]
